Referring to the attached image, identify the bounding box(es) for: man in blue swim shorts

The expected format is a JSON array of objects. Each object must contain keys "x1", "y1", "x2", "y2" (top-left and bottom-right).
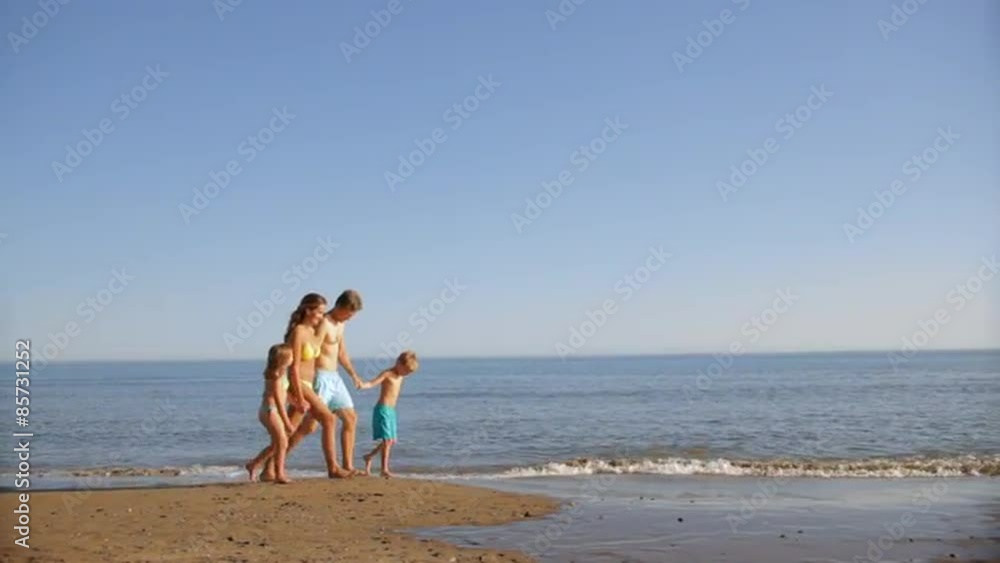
[{"x1": 286, "y1": 289, "x2": 365, "y2": 476}]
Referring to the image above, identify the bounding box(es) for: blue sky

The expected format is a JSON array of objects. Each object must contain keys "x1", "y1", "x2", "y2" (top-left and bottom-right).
[{"x1": 1, "y1": 0, "x2": 996, "y2": 362}]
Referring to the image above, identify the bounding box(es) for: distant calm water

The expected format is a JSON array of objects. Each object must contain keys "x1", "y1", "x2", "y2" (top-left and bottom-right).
[{"x1": 4, "y1": 351, "x2": 999, "y2": 488}]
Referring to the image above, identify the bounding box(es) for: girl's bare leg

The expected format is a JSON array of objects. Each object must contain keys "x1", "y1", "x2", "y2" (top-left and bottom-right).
[
  {"x1": 245, "y1": 443, "x2": 274, "y2": 481},
  {"x1": 245, "y1": 411, "x2": 275, "y2": 481},
  {"x1": 261, "y1": 407, "x2": 307, "y2": 481},
  {"x1": 249, "y1": 410, "x2": 291, "y2": 483},
  {"x1": 264, "y1": 410, "x2": 291, "y2": 484},
  {"x1": 380, "y1": 440, "x2": 394, "y2": 478}
]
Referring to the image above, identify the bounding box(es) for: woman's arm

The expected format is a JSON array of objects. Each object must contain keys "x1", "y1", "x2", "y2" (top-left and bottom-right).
[{"x1": 287, "y1": 327, "x2": 306, "y2": 410}]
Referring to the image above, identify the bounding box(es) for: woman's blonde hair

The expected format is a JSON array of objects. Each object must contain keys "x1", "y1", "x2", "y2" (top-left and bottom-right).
[{"x1": 265, "y1": 343, "x2": 293, "y2": 377}]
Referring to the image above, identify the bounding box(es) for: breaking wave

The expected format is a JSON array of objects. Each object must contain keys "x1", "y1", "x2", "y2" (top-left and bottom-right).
[
  {"x1": 489, "y1": 455, "x2": 1000, "y2": 478},
  {"x1": 16, "y1": 455, "x2": 999, "y2": 488}
]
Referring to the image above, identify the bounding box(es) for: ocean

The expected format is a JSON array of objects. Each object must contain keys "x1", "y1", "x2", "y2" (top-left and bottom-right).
[
  {"x1": 5, "y1": 350, "x2": 998, "y2": 486},
  {"x1": 6, "y1": 351, "x2": 999, "y2": 561}
]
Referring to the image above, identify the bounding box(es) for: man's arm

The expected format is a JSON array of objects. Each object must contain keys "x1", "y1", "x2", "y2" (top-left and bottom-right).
[{"x1": 338, "y1": 336, "x2": 363, "y2": 388}]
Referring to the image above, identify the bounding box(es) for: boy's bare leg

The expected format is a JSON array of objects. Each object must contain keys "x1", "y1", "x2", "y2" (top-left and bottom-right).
[
  {"x1": 380, "y1": 440, "x2": 394, "y2": 478},
  {"x1": 335, "y1": 408, "x2": 358, "y2": 474},
  {"x1": 362, "y1": 442, "x2": 383, "y2": 475}
]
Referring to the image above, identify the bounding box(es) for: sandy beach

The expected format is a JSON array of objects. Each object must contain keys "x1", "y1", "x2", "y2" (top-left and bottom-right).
[
  {"x1": 4, "y1": 474, "x2": 999, "y2": 563},
  {"x1": 0, "y1": 478, "x2": 559, "y2": 563}
]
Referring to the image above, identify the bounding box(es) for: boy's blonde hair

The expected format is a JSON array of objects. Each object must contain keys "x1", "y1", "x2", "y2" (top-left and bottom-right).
[{"x1": 397, "y1": 350, "x2": 419, "y2": 372}]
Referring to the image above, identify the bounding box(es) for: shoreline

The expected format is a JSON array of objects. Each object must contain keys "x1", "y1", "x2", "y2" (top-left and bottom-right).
[
  {"x1": 3, "y1": 474, "x2": 998, "y2": 562},
  {"x1": 0, "y1": 477, "x2": 560, "y2": 563}
]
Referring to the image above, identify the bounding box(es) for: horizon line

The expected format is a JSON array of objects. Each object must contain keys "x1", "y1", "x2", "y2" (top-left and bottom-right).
[{"x1": 19, "y1": 346, "x2": 1000, "y2": 365}]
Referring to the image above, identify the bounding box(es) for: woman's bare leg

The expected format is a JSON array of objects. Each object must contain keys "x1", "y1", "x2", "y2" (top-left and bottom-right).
[
  {"x1": 301, "y1": 385, "x2": 345, "y2": 477},
  {"x1": 286, "y1": 415, "x2": 318, "y2": 455}
]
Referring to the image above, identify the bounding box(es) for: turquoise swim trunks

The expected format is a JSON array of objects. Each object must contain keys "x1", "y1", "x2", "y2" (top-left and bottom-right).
[
  {"x1": 314, "y1": 370, "x2": 354, "y2": 411},
  {"x1": 372, "y1": 403, "x2": 397, "y2": 442}
]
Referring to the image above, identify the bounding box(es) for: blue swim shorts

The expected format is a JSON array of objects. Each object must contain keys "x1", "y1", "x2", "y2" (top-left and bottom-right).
[
  {"x1": 372, "y1": 403, "x2": 397, "y2": 442},
  {"x1": 314, "y1": 370, "x2": 354, "y2": 411}
]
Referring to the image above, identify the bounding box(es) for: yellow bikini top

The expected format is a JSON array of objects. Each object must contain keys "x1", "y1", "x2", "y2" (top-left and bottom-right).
[{"x1": 301, "y1": 342, "x2": 320, "y2": 361}]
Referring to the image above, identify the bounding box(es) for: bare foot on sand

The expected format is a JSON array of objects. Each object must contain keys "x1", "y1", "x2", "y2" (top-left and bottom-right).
[
  {"x1": 381, "y1": 470, "x2": 394, "y2": 479},
  {"x1": 260, "y1": 463, "x2": 276, "y2": 482},
  {"x1": 275, "y1": 475, "x2": 292, "y2": 485},
  {"x1": 363, "y1": 454, "x2": 375, "y2": 475},
  {"x1": 328, "y1": 467, "x2": 352, "y2": 479},
  {"x1": 244, "y1": 461, "x2": 259, "y2": 482}
]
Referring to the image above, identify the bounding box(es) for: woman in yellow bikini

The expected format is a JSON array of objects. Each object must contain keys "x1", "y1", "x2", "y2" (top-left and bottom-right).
[{"x1": 249, "y1": 293, "x2": 347, "y2": 480}]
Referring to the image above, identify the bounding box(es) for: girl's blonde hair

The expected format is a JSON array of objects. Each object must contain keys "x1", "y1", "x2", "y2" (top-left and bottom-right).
[{"x1": 265, "y1": 343, "x2": 293, "y2": 377}]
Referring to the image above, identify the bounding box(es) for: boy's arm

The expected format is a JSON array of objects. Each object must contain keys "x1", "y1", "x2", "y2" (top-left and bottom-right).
[
  {"x1": 360, "y1": 370, "x2": 390, "y2": 390},
  {"x1": 338, "y1": 336, "x2": 363, "y2": 389}
]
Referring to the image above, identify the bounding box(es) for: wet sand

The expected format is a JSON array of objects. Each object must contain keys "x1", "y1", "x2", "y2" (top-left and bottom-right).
[
  {"x1": 0, "y1": 477, "x2": 559, "y2": 562},
  {"x1": 423, "y1": 476, "x2": 1000, "y2": 562}
]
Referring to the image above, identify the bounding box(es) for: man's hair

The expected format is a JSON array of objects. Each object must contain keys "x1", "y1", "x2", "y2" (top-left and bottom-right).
[{"x1": 334, "y1": 289, "x2": 363, "y2": 312}]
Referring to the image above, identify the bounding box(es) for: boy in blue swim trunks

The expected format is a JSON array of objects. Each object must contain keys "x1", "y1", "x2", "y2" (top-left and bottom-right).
[{"x1": 360, "y1": 350, "x2": 419, "y2": 478}]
